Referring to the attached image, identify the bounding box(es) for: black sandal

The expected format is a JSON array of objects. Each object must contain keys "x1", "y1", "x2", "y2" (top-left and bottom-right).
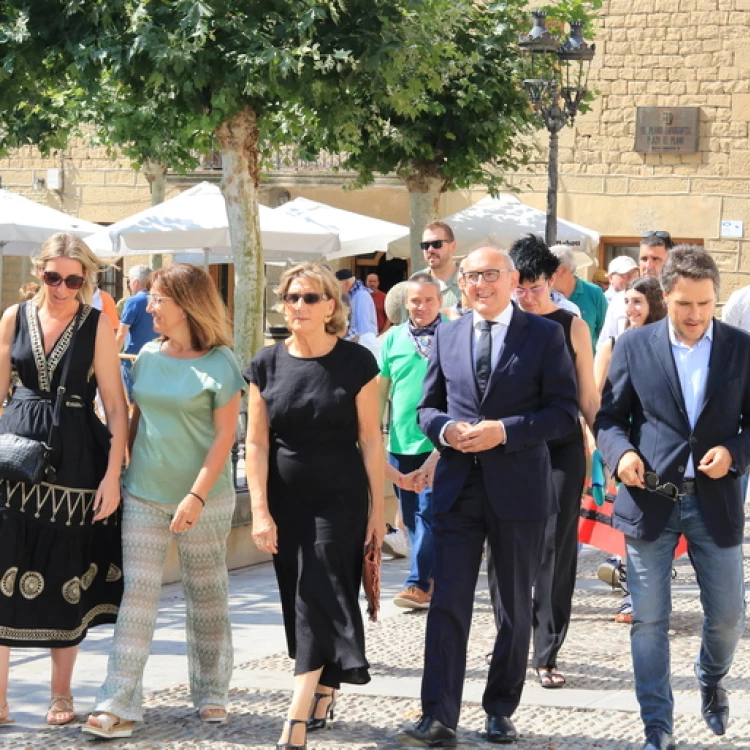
[
  {"x1": 277, "y1": 718, "x2": 307, "y2": 749},
  {"x1": 307, "y1": 690, "x2": 336, "y2": 731}
]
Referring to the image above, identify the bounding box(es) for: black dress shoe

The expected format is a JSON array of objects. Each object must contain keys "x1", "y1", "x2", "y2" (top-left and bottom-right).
[
  {"x1": 397, "y1": 715, "x2": 457, "y2": 747},
  {"x1": 641, "y1": 728, "x2": 675, "y2": 750},
  {"x1": 486, "y1": 715, "x2": 517, "y2": 744},
  {"x1": 700, "y1": 683, "x2": 729, "y2": 736}
]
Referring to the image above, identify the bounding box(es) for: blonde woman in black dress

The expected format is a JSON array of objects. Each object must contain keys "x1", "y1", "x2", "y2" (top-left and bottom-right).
[
  {"x1": 245, "y1": 263, "x2": 385, "y2": 750},
  {"x1": 0, "y1": 233, "x2": 127, "y2": 725}
]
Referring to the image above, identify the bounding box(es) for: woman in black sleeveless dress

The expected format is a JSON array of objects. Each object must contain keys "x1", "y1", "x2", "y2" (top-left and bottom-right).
[
  {"x1": 245, "y1": 263, "x2": 385, "y2": 750},
  {"x1": 0, "y1": 233, "x2": 128, "y2": 725},
  {"x1": 509, "y1": 236, "x2": 600, "y2": 688}
]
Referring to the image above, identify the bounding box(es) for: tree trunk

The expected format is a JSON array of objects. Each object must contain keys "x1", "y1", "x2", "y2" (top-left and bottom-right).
[
  {"x1": 142, "y1": 160, "x2": 167, "y2": 270},
  {"x1": 404, "y1": 170, "x2": 445, "y2": 272},
  {"x1": 216, "y1": 107, "x2": 264, "y2": 368}
]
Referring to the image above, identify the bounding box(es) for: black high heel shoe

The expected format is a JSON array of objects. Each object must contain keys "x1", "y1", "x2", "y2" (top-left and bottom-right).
[
  {"x1": 307, "y1": 691, "x2": 336, "y2": 731},
  {"x1": 276, "y1": 718, "x2": 307, "y2": 749}
]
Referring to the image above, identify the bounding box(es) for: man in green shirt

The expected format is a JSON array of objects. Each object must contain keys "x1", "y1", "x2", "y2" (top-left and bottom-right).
[
  {"x1": 379, "y1": 273, "x2": 442, "y2": 610},
  {"x1": 551, "y1": 244, "x2": 608, "y2": 347}
]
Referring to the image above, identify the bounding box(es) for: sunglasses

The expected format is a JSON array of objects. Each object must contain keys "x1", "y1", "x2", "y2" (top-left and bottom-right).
[
  {"x1": 420, "y1": 239, "x2": 451, "y2": 251},
  {"x1": 461, "y1": 268, "x2": 510, "y2": 285},
  {"x1": 642, "y1": 231, "x2": 672, "y2": 241},
  {"x1": 41, "y1": 270, "x2": 86, "y2": 290},
  {"x1": 281, "y1": 293, "x2": 328, "y2": 305},
  {"x1": 644, "y1": 471, "x2": 685, "y2": 501}
]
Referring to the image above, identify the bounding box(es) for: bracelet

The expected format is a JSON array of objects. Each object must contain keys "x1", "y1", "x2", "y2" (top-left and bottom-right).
[{"x1": 188, "y1": 491, "x2": 205, "y2": 507}]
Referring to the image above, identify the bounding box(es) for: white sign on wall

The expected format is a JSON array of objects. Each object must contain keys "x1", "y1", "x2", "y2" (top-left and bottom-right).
[{"x1": 721, "y1": 220, "x2": 743, "y2": 239}]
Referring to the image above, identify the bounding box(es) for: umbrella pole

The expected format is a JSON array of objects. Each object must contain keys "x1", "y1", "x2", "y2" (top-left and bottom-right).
[{"x1": 203, "y1": 248, "x2": 209, "y2": 271}]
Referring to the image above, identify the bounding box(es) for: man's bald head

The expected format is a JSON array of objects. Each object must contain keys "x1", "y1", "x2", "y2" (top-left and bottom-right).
[{"x1": 461, "y1": 246, "x2": 518, "y2": 320}]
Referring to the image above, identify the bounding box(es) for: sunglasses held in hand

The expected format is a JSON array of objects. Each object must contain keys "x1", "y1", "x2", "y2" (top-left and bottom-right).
[{"x1": 41, "y1": 270, "x2": 85, "y2": 290}]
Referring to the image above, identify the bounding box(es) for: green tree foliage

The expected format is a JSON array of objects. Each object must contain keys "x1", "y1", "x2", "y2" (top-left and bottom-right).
[{"x1": 0, "y1": 0, "x2": 458, "y2": 363}]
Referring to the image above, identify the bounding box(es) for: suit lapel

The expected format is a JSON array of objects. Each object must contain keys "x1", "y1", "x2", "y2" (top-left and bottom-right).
[
  {"x1": 649, "y1": 319, "x2": 690, "y2": 426},
  {"x1": 697, "y1": 318, "x2": 730, "y2": 420},
  {"x1": 482, "y1": 305, "x2": 527, "y2": 403},
  {"x1": 453, "y1": 314, "x2": 481, "y2": 403}
]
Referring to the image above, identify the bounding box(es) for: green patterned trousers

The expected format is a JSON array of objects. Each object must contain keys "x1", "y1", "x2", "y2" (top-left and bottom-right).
[{"x1": 94, "y1": 487, "x2": 236, "y2": 721}]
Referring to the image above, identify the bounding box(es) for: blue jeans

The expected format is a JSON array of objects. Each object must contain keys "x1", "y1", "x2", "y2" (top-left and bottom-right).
[
  {"x1": 626, "y1": 493, "x2": 746, "y2": 735},
  {"x1": 389, "y1": 452, "x2": 434, "y2": 592},
  {"x1": 121, "y1": 358, "x2": 134, "y2": 402}
]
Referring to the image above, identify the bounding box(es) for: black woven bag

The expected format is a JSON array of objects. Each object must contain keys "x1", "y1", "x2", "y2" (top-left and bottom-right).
[{"x1": 0, "y1": 305, "x2": 82, "y2": 487}]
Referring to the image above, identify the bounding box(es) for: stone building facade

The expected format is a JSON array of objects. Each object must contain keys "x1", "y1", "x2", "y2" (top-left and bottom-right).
[{"x1": 2, "y1": 0, "x2": 750, "y2": 307}]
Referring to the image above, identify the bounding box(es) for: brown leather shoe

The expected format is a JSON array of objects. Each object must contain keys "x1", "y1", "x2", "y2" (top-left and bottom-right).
[{"x1": 393, "y1": 585, "x2": 431, "y2": 610}]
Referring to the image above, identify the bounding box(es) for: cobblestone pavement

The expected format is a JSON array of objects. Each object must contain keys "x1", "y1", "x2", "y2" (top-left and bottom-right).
[{"x1": 2, "y1": 528, "x2": 748, "y2": 749}]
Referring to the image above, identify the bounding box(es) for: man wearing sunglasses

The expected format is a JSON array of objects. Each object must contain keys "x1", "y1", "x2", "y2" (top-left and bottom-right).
[
  {"x1": 595, "y1": 246, "x2": 748, "y2": 750},
  {"x1": 596, "y1": 231, "x2": 673, "y2": 352},
  {"x1": 417, "y1": 221, "x2": 461, "y2": 311}
]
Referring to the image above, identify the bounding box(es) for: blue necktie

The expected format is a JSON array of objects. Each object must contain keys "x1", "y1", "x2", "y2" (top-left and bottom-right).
[{"x1": 476, "y1": 320, "x2": 495, "y2": 393}]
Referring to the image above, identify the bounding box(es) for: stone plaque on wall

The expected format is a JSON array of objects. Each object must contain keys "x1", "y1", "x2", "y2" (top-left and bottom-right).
[{"x1": 634, "y1": 107, "x2": 700, "y2": 153}]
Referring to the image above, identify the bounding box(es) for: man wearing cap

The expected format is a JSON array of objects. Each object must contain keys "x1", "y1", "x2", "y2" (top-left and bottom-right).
[
  {"x1": 551, "y1": 244, "x2": 608, "y2": 347},
  {"x1": 606, "y1": 255, "x2": 640, "y2": 302},
  {"x1": 597, "y1": 232, "x2": 673, "y2": 352},
  {"x1": 335, "y1": 269, "x2": 378, "y2": 354}
]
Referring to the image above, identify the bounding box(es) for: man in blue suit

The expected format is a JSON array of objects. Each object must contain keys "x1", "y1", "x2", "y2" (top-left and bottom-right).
[
  {"x1": 595, "y1": 246, "x2": 748, "y2": 750},
  {"x1": 398, "y1": 247, "x2": 579, "y2": 747}
]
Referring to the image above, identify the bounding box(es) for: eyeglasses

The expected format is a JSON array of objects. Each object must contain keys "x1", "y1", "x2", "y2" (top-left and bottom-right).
[
  {"x1": 642, "y1": 231, "x2": 672, "y2": 241},
  {"x1": 420, "y1": 239, "x2": 451, "y2": 251},
  {"x1": 41, "y1": 270, "x2": 86, "y2": 290},
  {"x1": 515, "y1": 286, "x2": 547, "y2": 298},
  {"x1": 281, "y1": 293, "x2": 328, "y2": 305},
  {"x1": 644, "y1": 471, "x2": 685, "y2": 501},
  {"x1": 146, "y1": 294, "x2": 172, "y2": 305},
  {"x1": 461, "y1": 268, "x2": 510, "y2": 285}
]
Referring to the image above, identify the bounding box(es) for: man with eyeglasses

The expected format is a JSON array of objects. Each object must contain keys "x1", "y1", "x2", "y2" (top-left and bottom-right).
[
  {"x1": 596, "y1": 231, "x2": 673, "y2": 352},
  {"x1": 595, "y1": 246, "x2": 749, "y2": 750},
  {"x1": 398, "y1": 247, "x2": 578, "y2": 748},
  {"x1": 417, "y1": 221, "x2": 461, "y2": 311}
]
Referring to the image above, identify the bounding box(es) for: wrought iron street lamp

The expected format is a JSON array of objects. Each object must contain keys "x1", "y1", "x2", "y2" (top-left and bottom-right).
[{"x1": 519, "y1": 12, "x2": 595, "y2": 247}]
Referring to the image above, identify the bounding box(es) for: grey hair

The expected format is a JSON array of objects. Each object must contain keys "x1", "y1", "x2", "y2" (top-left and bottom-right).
[
  {"x1": 660, "y1": 244, "x2": 720, "y2": 295},
  {"x1": 550, "y1": 245, "x2": 577, "y2": 272},
  {"x1": 407, "y1": 272, "x2": 442, "y2": 296},
  {"x1": 128, "y1": 264, "x2": 152, "y2": 286}
]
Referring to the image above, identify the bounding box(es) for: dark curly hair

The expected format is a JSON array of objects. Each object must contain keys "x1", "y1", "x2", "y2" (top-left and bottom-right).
[
  {"x1": 625, "y1": 276, "x2": 667, "y2": 328},
  {"x1": 509, "y1": 234, "x2": 560, "y2": 284}
]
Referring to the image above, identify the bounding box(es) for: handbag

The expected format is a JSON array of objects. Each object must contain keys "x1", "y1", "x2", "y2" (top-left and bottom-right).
[
  {"x1": 362, "y1": 538, "x2": 381, "y2": 623},
  {"x1": 0, "y1": 306, "x2": 83, "y2": 486}
]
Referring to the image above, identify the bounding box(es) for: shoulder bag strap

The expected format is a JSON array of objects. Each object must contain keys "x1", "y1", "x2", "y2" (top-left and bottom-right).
[{"x1": 45, "y1": 304, "x2": 84, "y2": 446}]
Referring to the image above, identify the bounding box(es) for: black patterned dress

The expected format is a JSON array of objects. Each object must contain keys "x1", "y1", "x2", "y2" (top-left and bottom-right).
[{"x1": 0, "y1": 301, "x2": 123, "y2": 648}]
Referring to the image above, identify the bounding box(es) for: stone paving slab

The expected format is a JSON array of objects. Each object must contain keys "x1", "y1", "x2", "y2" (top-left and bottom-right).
[{"x1": 1, "y1": 527, "x2": 747, "y2": 749}]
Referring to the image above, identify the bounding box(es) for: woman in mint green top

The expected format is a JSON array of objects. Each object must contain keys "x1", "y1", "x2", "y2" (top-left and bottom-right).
[{"x1": 85, "y1": 264, "x2": 244, "y2": 740}]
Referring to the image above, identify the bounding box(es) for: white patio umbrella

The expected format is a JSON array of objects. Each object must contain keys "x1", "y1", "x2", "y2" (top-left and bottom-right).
[
  {"x1": 87, "y1": 182, "x2": 340, "y2": 265},
  {"x1": 0, "y1": 189, "x2": 100, "y2": 309},
  {"x1": 273, "y1": 197, "x2": 409, "y2": 260},
  {"x1": 387, "y1": 194, "x2": 600, "y2": 260}
]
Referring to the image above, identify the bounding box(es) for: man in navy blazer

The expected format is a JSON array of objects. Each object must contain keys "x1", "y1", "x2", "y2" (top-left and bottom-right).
[
  {"x1": 398, "y1": 247, "x2": 578, "y2": 747},
  {"x1": 595, "y1": 246, "x2": 748, "y2": 750}
]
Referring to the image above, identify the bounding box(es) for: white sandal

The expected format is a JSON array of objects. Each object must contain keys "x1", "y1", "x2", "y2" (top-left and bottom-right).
[
  {"x1": 46, "y1": 695, "x2": 76, "y2": 726},
  {"x1": 199, "y1": 703, "x2": 228, "y2": 724},
  {"x1": 82, "y1": 712, "x2": 135, "y2": 738}
]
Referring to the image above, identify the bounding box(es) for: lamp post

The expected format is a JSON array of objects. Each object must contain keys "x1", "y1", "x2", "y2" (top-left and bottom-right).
[{"x1": 519, "y1": 12, "x2": 595, "y2": 247}]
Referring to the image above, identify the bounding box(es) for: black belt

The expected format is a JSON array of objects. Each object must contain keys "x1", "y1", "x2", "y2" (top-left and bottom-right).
[{"x1": 681, "y1": 478, "x2": 696, "y2": 495}]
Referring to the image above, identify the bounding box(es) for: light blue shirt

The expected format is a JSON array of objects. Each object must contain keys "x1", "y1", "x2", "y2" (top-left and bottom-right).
[
  {"x1": 668, "y1": 320, "x2": 713, "y2": 478},
  {"x1": 346, "y1": 280, "x2": 378, "y2": 339}
]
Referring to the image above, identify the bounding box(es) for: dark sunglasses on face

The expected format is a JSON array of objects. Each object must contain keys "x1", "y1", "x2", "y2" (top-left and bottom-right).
[
  {"x1": 281, "y1": 293, "x2": 328, "y2": 305},
  {"x1": 420, "y1": 239, "x2": 450, "y2": 251},
  {"x1": 41, "y1": 270, "x2": 85, "y2": 291},
  {"x1": 644, "y1": 471, "x2": 684, "y2": 501}
]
